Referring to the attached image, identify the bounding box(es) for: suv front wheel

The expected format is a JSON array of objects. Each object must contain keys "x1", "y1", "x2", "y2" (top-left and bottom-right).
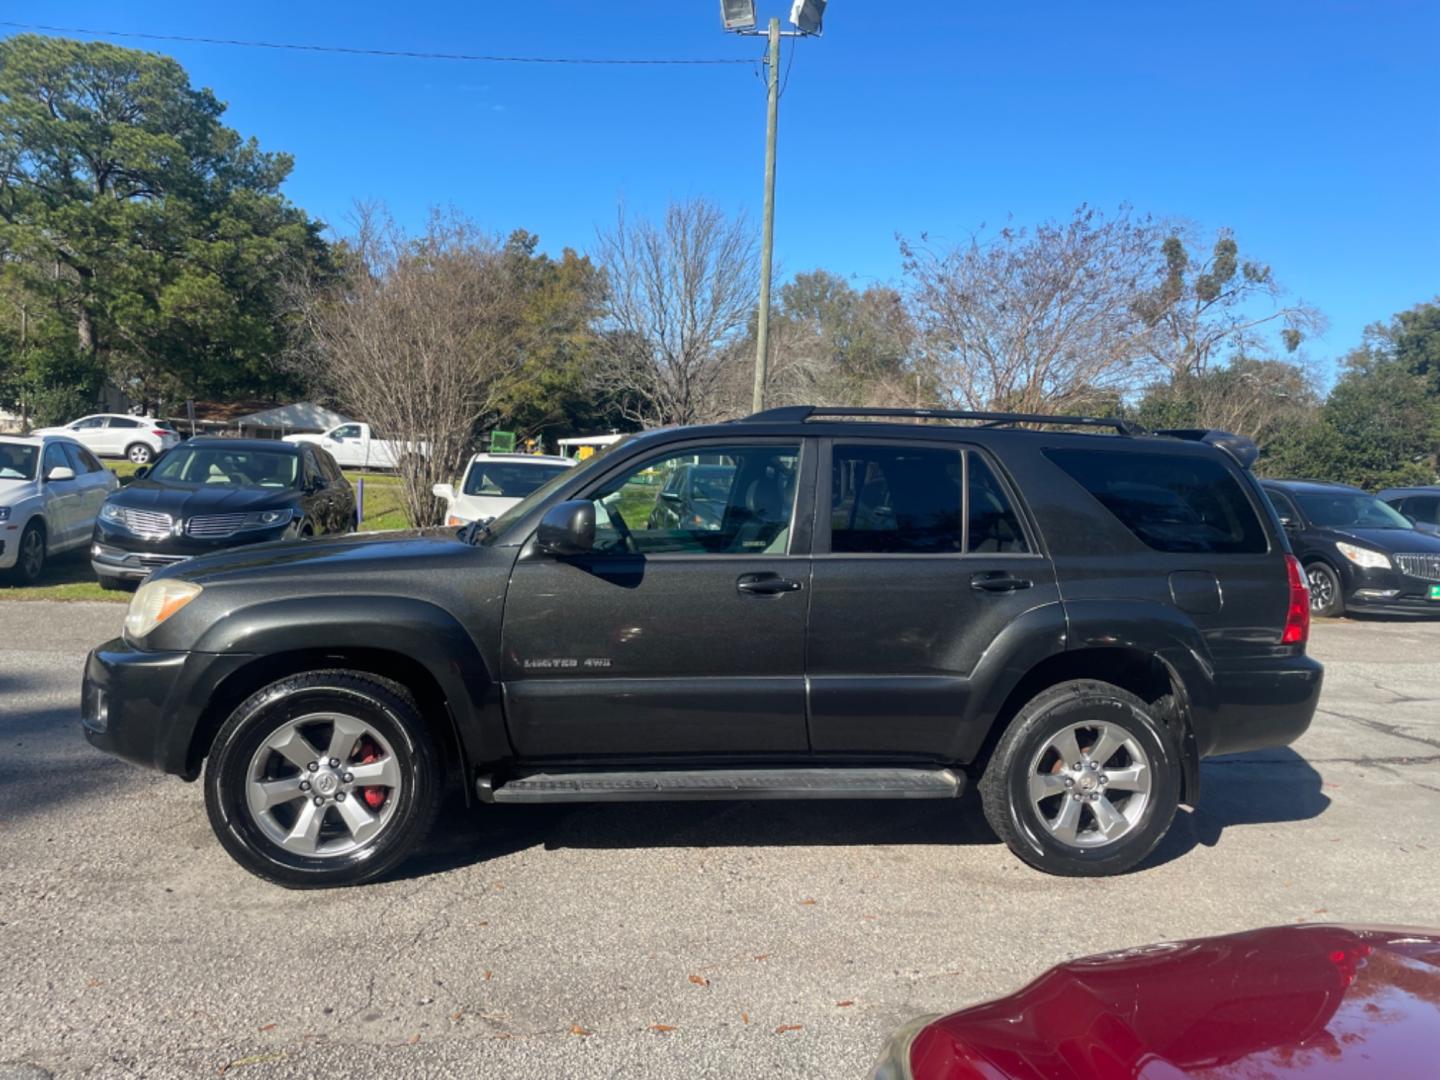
[
  {"x1": 979, "y1": 679, "x2": 1181, "y2": 877},
  {"x1": 204, "y1": 670, "x2": 441, "y2": 888}
]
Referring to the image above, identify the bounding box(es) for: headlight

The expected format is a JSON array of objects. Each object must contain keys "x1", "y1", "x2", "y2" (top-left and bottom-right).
[
  {"x1": 0, "y1": 506, "x2": 9, "y2": 522},
  {"x1": 1336, "y1": 542, "x2": 1391, "y2": 570},
  {"x1": 125, "y1": 579, "x2": 202, "y2": 639},
  {"x1": 868, "y1": 1014, "x2": 938, "y2": 1080},
  {"x1": 100, "y1": 503, "x2": 125, "y2": 523},
  {"x1": 238, "y1": 508, "x2": 294, "y2": 530}
]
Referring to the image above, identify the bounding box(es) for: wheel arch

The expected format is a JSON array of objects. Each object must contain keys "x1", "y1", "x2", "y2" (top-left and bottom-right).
[{"x1": 971, "y1": 645, "x2": 1200, "y2": 807}]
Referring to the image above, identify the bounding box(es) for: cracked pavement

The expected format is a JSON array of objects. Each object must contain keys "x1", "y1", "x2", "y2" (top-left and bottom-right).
[{"x1": 1, "y1": 604, "x2": 1437, "y2": 1078}]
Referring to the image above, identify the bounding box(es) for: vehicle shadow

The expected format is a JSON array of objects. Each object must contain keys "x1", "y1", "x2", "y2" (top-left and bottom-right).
[
  {"x1": 1142, "y1": 745, "x2": 1330, "y2": 869},
  {"x1": 394, "y1": 746, "x2": 1330, "y2": 883}
]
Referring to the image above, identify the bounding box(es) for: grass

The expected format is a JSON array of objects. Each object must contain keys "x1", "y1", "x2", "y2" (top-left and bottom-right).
[{"x1": 0, "y1": 463, "x2": 415, "y2": 602}]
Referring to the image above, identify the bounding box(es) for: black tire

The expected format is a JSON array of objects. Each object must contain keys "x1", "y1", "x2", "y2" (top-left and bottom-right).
[
  {"x1": 978, "y1": 679, "x2": 1182, "y2": 877},
  {"x1": 96, "y1": 573, "x2": 133, "y2": 592},
  {"x1": 204, "y1": 669, "x2": 442, "y2": 888},
  {"x1": 125, "y1": 442, "x2": 154, "y2": 465},
  {"x1": 6, "y1": 520, "x2": 46, "y2": 585},
  {"x1": 1306, "y1": 561, "x2": 1344, "y2": 618}
]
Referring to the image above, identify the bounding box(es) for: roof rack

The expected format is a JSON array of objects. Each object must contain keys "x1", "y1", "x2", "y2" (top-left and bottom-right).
[{"x1": 739, "y1": 405, "x2": 1143, "y2": 436}]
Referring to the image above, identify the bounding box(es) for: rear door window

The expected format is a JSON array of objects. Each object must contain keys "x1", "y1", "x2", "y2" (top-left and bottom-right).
[
  {"x1": 1046, "y1": 448, "x2": 1267, "y2": 554},
  {"x1": 828, "y1": 444, "x2": 1028, "y2": 555}
]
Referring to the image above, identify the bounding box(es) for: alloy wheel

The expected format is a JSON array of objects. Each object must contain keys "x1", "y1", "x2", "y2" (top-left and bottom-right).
[
  {"x1": 244, "y1": 712, "x2": 402, "y2": 857},
  {"x1": 128, "y1": 444, "x2": 152, "y2": 464},
  {"x1": 1307, "y1": 567, "x2": 1335, "y2": 614},
  {"x1": 19, "y1": 528, "x2": 44, "y2": 580},
  {"x1": 1026, "y1": 720, "x2": 1153, "y2": 848}
]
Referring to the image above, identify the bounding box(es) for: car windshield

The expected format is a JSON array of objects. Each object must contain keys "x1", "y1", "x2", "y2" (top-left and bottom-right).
[
  {"x1": 149, "y1": 447, "x2": 300, "y2": 489},
  {"x1": 0, "y1": 443, "x2": 38, "y2": 481},
  {"x1": 480, "y1": 438, "x2": 632, "y2": 544},
  {"x1": 1295, "y1": 492, "x2": 1414, "y2": 530},
  {"x1": 463, "y1": 460, "x2": 572, "y2": 498}
]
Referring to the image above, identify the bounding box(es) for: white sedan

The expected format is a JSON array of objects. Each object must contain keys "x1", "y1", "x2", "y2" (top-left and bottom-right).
[
  {"x1": 432, "y1": 453, "x2": 575, "y2": 526},
  {"x1": 0, "y1": 435, "x2": 118, "y2": 584},
  {"x1": 30, "y1": 413, "x2": 181, "y2": 465}
]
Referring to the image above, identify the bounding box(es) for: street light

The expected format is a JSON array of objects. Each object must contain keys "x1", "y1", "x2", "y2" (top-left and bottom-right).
[{"x1": 721, "y1": 4, "x2": 827, "y2": 412}]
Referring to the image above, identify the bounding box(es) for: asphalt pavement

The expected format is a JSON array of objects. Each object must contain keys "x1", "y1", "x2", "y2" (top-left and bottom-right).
[{"x1": 1, "y1": 603, "x2": 1437, "y2": 1078}]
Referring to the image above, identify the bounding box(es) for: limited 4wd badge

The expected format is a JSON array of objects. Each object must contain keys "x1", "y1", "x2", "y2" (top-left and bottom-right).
[{"x1": 523, "y1": 657, "x2": 612, "y2": 670}]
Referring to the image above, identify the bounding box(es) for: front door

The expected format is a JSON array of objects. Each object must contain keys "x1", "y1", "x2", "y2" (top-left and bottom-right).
[
  {"x1": 39, "y1": 442, "x2": 82, "y2": 546},
  {"x1": 805, "y1": 439, "x2": 1058, "y2": 759},
  {"x1": 500, "y1": 438, "x2": 813, "y2": 759}
]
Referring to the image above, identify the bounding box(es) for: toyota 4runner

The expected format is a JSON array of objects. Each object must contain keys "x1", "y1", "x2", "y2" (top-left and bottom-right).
[{"x1": 81, "y1": 406, "x2": 1323, "y2": 888}]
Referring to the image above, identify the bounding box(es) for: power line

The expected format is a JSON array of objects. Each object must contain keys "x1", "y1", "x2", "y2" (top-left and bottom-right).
[{"x1": 0, "y1": 21, "x2": 752, "y2": 66}]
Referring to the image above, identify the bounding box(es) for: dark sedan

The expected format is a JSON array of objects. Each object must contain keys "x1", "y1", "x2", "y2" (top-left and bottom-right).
[
  {"x1": 91, "y1": 438, "x2": 354, "y2": 589},
  {"x1": 1378, "y1": 486, "x2": 1440, "y2": 536},
  {"x1": 1263, "y1": 479, "x2": 1440, "y2": 616}
]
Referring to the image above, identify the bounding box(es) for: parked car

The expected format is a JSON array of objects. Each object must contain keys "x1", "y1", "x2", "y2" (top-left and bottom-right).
[
  {"x1": 432, "y1": 453, "x2": 575, "y2": 526},
  {"x1": 30, "y1": 413, "x2": 180, "y2": 465},
  {"x1": 82, "y1": 405, "x2": 1321, "y2": 888},
  {"x1": 90, "y1": 437, "x2": 354, "y2": 590},
  {"x1": 1378, "y1": 486, "x2": 1440, "y2": 536},
  {"x1": 0, "y1": 435, "x2": 118, "y2": 584},
  {"x1": 1262, "y1": 479, "x2": 1440, "y2": 617},
  {"x1": 284, "y1": 422, "x2": 426, "y2": 472},
  {"x1": 869, "y1": 923, "x2": 1440, "y2": 1080},
  {"x1": 645, "y1": 462, "x2": 737, "y2": 531}
]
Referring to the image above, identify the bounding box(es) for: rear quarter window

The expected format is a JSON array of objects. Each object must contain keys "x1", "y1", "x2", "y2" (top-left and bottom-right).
[{"x1": 1045, "y1": 448, "x2": 1268, "y2": 555}]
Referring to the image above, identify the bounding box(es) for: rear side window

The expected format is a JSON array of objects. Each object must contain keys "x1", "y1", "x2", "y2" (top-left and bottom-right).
[
  {"x1": 1046, "y1": 448, "x2": 1267, "y2": 554},
  {"x1": 829, "y1": 444, "x2": 1028, "y2": 555}
]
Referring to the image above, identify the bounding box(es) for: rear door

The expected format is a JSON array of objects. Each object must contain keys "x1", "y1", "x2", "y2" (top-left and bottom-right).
[
  {"x1": 500, "y1": 437, "x2": 814, "y2": 759},
  {"x1": 805, "y1": 438, "x2": 1057, "y2": 758},
  {"x1": 104, "y1": 416, "x2": 144, "y2": 456}
]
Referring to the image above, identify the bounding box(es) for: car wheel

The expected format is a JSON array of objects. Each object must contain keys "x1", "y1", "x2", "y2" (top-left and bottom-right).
[
  {"x1": 96, "y1": 573, "x2": 133, "y2": 592},
  {"x1": 126, "y1": 442, "x2": 154, "y2": 465},
  {"x1": 978, "y1": 679, "x2": 1181, "y2": 877},
  {"x1": 204, "y1": 670, "x2": 441, "y2": 888},
  {"x1": 6, "y1": 520, "x2": 46, "y2": 585},
  {"x1": 1306, "y1": 562, "x2": 1343, "y2": 617}
]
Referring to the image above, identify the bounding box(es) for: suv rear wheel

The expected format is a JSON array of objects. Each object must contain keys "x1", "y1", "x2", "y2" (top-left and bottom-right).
[
  {"x1": 126, "y1": 442, "x2": 154, "y2": 465},
  {"x1": 204, "y1": 670, "x2": 441, "y2": 888},
  {"x1": 979, "y1": 679, "x2": 1181, "y2": 877}
]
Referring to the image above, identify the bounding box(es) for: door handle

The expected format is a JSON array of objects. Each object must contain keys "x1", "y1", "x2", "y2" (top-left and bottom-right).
[
  {"x1": 970, "y1": 572, "x2": 1033, "y2": 593},
  {"x1": 737, "y1": 573, "x2": 801, "y2": 596}
]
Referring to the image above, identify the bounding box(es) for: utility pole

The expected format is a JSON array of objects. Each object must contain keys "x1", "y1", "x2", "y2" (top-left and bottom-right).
[{"x1": 752, "y1": 17, "x2": 781, "y2": 414}]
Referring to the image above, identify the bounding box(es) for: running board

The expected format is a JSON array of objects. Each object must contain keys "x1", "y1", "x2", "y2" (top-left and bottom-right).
[{"x1": 479, "y1": 767, "x2": 964, "y2": 804}]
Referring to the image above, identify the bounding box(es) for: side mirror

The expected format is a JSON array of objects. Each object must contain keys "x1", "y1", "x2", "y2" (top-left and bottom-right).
[
  {"x1": 432, "y1": 483, "x2": 455, "y2": 502},
  {"x1": 536, "y1": 500, "x2": 595, "y2": 556},
  {"x1": 1278, "y1": 515, "x2": 1296, "y2": 529},
  {"x1": 133, "y1": 465, "x2": 150, "y2": 479},
  {"x1": 45, "y1": 465, "x2": 76, "y2": 482},
  {"x1": 660, "y1": 490, "x2": 682, "y2": 503}
]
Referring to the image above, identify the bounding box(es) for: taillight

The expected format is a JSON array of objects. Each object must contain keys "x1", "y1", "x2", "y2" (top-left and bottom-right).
[
  {"x1": 151, "y1": 429, "x2": 170, "y2": 438},
  {"x1": 1282, "y1": 554, "x2": 1310, "y2": 645}
]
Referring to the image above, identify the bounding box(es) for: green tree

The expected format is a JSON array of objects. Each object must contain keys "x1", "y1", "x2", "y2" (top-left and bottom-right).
[{"x1": 0, "y1": 34, "x2": 332, "y2": 416}]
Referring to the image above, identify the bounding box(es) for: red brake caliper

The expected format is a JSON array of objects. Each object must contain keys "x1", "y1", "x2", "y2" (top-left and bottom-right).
[{"x1": 354, "y1": 737, "x2": 388, "y2": 810}]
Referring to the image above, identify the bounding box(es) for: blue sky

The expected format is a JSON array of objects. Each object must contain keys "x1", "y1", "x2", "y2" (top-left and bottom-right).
[{"x1": 15, "y1": 1, "x2": 1440, "y2": 383}]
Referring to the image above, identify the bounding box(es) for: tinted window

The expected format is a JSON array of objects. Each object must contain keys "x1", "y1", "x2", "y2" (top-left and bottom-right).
[
  {"x1": 301, "y1": 448, "x2": 323, "y2": 487},
  {"x1": 72, "y1": 417, "x2": 106, "y2": 430},
  {"x1": 150, "y1": 446, "x2": 300, "y2": 489},
  {"x1": 1265, "y1": 488, "x2": 1301, "y2": 523},
  {"x1": 42, "y1": 443, "x2": 70, "y2": 478},
  {"x1": 60, "y1": 442, "x2": 100, "y2": 474},
  {"x1": 967, "y1": 454, "x2": 1029, "y2": 553},
  {"x1": 0, "y1": 443, "x2": 37, "y2": 480},
  {"x1": 588, "y1": 444, "x2": 799, "y2": 555},
  {"x1": 831, "y1": 445, "x2": 963, "y2": 554},
  {"x1": 315, "y1": 448, "x2": 344, "y2": 483},
  {"x1": 1295, "y1": 492, "x2": 1412, "y2": 530},
  {"x1": 109, "y1": 417, "x2": 142, "y2": 429},
  {"x1": 1046, "y1": 448, "x2": 1267, "y2": 554},
  {"x1": 1402, "y1": 495, "x2": 1440, "y2": 525},
  {"x1": 463, "y1": 460, "x2": 573, "y2": 498}
]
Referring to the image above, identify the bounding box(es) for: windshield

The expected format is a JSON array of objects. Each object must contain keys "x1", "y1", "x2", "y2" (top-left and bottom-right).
[
  {"x1": 150, "y1": 446, "x2": 301, "y2": 489},
  {"x1": 463, "y1": 460, "x2": 572, "y2": 498},
  {"x1": 0, "y1": 443, "x2": 38, "y2": 481},
  {"x1": 480, "y1": 437, "x2": 633, "y2": 544},
  {"x1": 1295, "y1": 492, "x2": 1414, "y2": 530}
]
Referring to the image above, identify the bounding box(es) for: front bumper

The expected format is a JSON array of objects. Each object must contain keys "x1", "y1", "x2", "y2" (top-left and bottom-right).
[
  {"x1": 82, "y1": 637, "x2": 255, "y2": 778},
  {"x1": 91, "y1": 520, "x2": 292, "y2": 580},
  {"x1": 1195, "y1": 653, "x2": 1325, "y2": 759},
  {"x1": 1340, "y1": 564, "x2": 1440, "y2": 616}
]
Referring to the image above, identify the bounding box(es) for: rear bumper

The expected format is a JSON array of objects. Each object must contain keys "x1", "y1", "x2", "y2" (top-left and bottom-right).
[
  {"x1": 82, "y1": 637, "x2": 255, "y2": 778},
  {"x1": 1194, "y1": 653, "x2": 1324, "y2": 758}
]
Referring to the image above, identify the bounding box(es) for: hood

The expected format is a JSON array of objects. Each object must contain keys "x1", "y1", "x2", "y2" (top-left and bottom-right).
[
  {"x1": 903, "y1": 924, "x2": 1440, "y2": 1079},
  {"x1": 0, "y1": 476, "x2": 38, "y2": 500},
  {"x1": 111, "y1": 479, "x2": 301, "y2": 517},
  {"x1": 159, "y1": 526, "x2": 471, "y2": 585},
  {"x1": 1321, "y1": 526, "x2": 1440, "y2": 554}
]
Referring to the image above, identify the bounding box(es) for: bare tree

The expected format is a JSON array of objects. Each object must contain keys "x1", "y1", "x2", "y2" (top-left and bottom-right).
[
  {"x1": 593, "y1": 199, "x2": 758, "y2": 426},
  {"x1": 294, "y1": 205, "x2": 523, "y2": 526},
  {"x1": 901, "y1": 206, "x2": 1166, "y2": 415},
  {"x1": 1134, "y1": 227, "x2": 1326, "y2": 378}
]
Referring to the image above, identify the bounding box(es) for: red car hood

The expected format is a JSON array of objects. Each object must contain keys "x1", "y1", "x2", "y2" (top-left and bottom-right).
[{"x1": 905, "y1": 924, "x2": 1440, "y2": 1079}]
